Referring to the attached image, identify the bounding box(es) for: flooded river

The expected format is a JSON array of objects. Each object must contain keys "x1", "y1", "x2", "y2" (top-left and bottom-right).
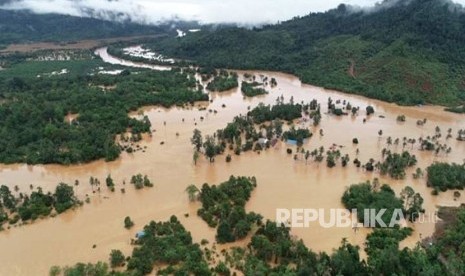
[{"x1": 0, "y1": 47, "x2": 464, "y2": 275}]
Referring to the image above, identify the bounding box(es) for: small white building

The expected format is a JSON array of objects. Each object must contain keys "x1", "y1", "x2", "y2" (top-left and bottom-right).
[{"x1": 258, "y1": 138, "x2": 269, "y2": 147}]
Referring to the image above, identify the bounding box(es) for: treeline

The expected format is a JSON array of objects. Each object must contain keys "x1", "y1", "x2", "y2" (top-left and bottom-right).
[
  {"x1": 191, "y1": 100, "x2": 318, "y2": 161},
  {"x1": 222, "y1": 220, "x2": 437, "y2": 275},
  {"x1": 0, "y1": 69, "x2": 208, "y2": 164},
  {"x1": 149, "y1": 0, "x2": 465, "y2": 107},
  {"x1": 427, "y1": 162, "x2": 465, "y2": 193},
  {"x1": 0, "y1": 9, "x2": 202, "y2": 47},
  {"x1": 197, "y1": 176, "x2": 262, "y2": 243},
  {"x1": 247, "y1": 101, "x2": 303, "y2": 123},
  {"x1": 51, "y1": 213, "x2": 462, "y2": 275},
  {"x1": 342, "y1": 180, "x2": 424, "y2": 226},
  {"x1": 0, "y1": 183, "x2": 79, "y2": 229},
  {"x1": 282, "y1": 126, "x2": 312, "y2": 144},
  {"x1": 126, "y1": 216, "x2": 210, "y2": 275},
  {"x1": 379, "y1": 150, "x2": 417, "y2": 179},
  {"x1": 206, "y1": 70, "x2": 238, "y2": 92},
  {"x1": 240, "y1": 81, "x2": 268, "y2": 97},
  {"x1": 54, "y1": 216, "x2": 210, "y2": 275}
]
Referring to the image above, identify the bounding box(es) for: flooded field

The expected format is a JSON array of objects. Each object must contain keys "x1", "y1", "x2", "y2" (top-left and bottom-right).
[
  {"x1": 0, "y1": 35, "x2": 163, "y2": 53},
  {"x1": 0, "y1": 47, "x2": 464, "y2": 275}
]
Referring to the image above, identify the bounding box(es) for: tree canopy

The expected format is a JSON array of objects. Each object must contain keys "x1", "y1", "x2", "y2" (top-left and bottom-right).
[{"x1": 0, "y1": 67, "x2": 207, "y2": 164}]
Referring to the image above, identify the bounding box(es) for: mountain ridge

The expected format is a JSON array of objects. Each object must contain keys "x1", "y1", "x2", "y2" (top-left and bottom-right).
[
  {"x1": 147, "y1": 0, "x2": 465, "y2": 107},
  {"x1": 0, "y1": 9, "x2": 200, "y2": 47},
  {"x1": 1, "y1": 0, "x2": 464, "y2": 107}
]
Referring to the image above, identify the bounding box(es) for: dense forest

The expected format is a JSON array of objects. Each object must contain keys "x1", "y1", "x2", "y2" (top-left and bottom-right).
[
  {"x1": 0, "y1": 182, "x2": 79, "y2": 229},
  {"x1": 0, "y1": 60, "x2": 207, "y2": 164},
  {"x1": 149, "y1": 0, "x2": 465, "y2": 107},
  {"x1": 427, "y1": 162, "x2": 465, "y2": 192},
  {"x1": 0, "y1": 9, "x2": 201, "y2": 48},
  {"x1": 197, "y1": 176, "x2": 262, "y2": 243},
  {"x1": 342, "y1": 180, "x2": 424, "y2": 226},
  {"x1": 205, "y1": 70, "x2": 238, "y2": 92}
]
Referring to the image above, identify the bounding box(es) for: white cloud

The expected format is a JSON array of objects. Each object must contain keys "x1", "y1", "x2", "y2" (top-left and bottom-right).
[{"x1": 1, "y1": 0, "x2": 465, "y2": 24}]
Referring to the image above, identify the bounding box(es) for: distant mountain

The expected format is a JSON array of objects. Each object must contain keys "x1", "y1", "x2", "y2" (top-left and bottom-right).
[
  {"x1": 0, "y1": 9, "x2": 200, "y2": 46},
  {"x1": 151, "y1": 0, "x2": 465, "y2": 106}
]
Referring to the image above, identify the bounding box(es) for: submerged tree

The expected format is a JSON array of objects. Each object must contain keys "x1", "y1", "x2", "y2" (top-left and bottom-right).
[
  {"x1": 193, "y1": 151, "x2": 200, "y2": 165},
  {"x1": 109, "y1": 249, "x2": 125, "y2": 268},
  {"x1": 124, "y1": 216, "x2": 134, "y2": 229},
  {"x1": 191, "y1": 129, "x2": 203, "y2": 152},
  {"x1": 203, "y1": 135, "x2": 217, "y2": 162},
  {"x1": 105, "y1": 175, "x2": 115, "y2": 190},
  {"x1": 54, "y1": 183, "x2": 78, "y2": 214},
  {"x1": 400, "y1": 186, "x2": 424, "y2": 221},
  {"x1": 185, "y1": 185, "x2": 200, "y2": 202},
  {"x1": 366, "y1": 106, "x2": 375, "y2": 116}
]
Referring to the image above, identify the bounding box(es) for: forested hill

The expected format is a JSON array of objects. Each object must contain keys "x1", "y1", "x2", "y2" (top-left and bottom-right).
[
  {"x1": 151, "y1": 0, "x2": 465, "y2": 106},
  {"x1": 0, "y1": 9, "x2": 198, "y2": 46}
]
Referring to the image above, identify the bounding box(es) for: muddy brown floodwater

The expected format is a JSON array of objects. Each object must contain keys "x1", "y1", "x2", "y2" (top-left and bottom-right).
[{"x1": 0, "y1": 47, "x2": 464, "y2": 275}]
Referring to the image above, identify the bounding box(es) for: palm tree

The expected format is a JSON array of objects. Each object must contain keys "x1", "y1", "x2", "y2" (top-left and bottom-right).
[
  {"x1": 386, "y1": 136, "x2": 392, "y2": 147},
  {"x1": 410, "y1": 139, "x2": 416, "y2": 150},
  {"x1": 90, "y1": 176, "x2": 95, "y2": 192},
  {"x1": 458, "y1": 129, "x2": 465, "y2": 141},
  {"x1": 448, "y1": 128, "x2": 452, "y2": 134},
  {"x1": 185, "y1": 185, "x2": 200, "y2": 202}
]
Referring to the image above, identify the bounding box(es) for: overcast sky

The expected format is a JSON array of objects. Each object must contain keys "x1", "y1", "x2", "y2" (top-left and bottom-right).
[{"x1": 1, "y1": 0, "x2": 465, "y2": 24}]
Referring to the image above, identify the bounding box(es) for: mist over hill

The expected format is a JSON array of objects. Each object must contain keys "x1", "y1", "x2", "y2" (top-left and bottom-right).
[{"x1": 7, "y1": 0, "x2": 458, "y2": 25}]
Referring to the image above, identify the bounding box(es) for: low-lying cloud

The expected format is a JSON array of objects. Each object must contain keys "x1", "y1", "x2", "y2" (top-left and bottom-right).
[{"x1": 1, "y1": 0, "x2": 464, "y2": 25}]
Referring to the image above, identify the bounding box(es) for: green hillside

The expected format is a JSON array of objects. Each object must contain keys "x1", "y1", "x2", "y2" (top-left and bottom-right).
[
  {"x1": 0, "y1": 9, "x2": 199, "y2": 47},
  {"x1": 148, "y1": 0, "x2": 465, "y2": 107}
]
